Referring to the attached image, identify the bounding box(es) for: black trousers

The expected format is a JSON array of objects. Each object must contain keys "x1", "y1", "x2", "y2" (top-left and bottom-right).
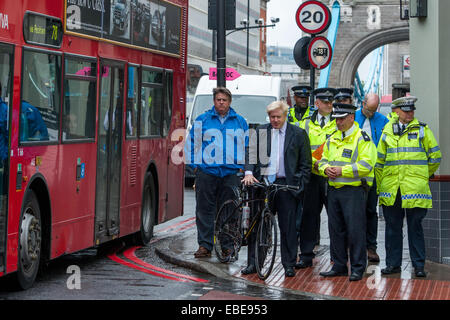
[
  {"x1": 366, "y1": 178, "x2": 379, "y2": 250},
  {"x1": 195, "y1": 169, "x2": 240, "y2": 251},
  {"x1": 247, "y1": 178, "x2": 298, "y2": 268},
  {"x1": 383, "y1": 189, "x2": 427, "y2": 269},
  {"x1": 298, "y1": 173, "x2": 327, "y2": 262},
  {"x1": 327, "y1": 185, "x2": 367, "y2": 275}
]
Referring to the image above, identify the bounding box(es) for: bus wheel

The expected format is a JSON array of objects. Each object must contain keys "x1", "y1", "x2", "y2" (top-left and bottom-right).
[
  {"x1": 17, "y1": 190, "x2": 42, "y2": 289},
  {"x1": 136, "y1": 172, "x2": 156, "y2": 245}
]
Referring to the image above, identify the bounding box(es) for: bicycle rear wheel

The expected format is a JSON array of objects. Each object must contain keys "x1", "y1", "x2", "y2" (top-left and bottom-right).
[
  {"x1": 214, "y1": 199, "x2": 242, "y2": 263},
  {"x1": 255, "y1": 210, "x2": 278, "y2": 280}
]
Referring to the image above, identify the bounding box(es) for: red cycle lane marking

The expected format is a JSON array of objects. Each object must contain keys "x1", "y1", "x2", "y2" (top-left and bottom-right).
[
  {"x1": 107, "y1": 251, "x2": 190, "y2": 283},
  {"x1": 173, "y1": 221, "x2": 196, "y2": 233},
  {"x1": 156, "y1": 217, "x2": 196, "y2": 234},
  {"x1": 124, "y1": 246, "x2": 209, "y2": 283}
]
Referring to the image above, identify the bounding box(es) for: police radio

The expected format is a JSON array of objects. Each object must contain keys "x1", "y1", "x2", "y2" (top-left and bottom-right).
[{"x1": 392, "y1": 123, "x2": 401, "y2": 136}]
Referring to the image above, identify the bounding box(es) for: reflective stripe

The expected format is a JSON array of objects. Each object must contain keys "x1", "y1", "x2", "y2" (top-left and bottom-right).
[
  {"x1": 375, "y1": 163, "x2": 384, "y2": 169},
  {"x1": 329, "y1": 160, "x2": 349, "y2": 166},
  {"x1": 384, "y1": 160, "x2": 428, "y2": 166},
  {"x1": 429, "y1": 157, "x2": 441, "y2": 164},
  {"x1": 379, "y1": 192, "x2": 392, "y2": 198},
  {"x1": 401, "y1": 194, "x2": 432, "y2": 200},
  {"x1": 387, "y1": 147, "x2": 425, "y2": 153},
  {"x1": 352, "y1": 163, "x2": 358, "y2": 177},
  {"x1": 333, "y1": 177, "x2": 374, "y2": 184},
  {"x1": 378, "y1": 152, "x2": 386, "y2": 159},
  {"x1": 350, "y1": 136, "x2": 363, "y2": 163},
  {"x1": 428, "y1": 146, "x2": 440, "y2": 154},
  {"x1": 304, "y1": 119, "x2": 310, "y2": 135},
  {"x1": 359, "y1": 160, "x2": 373, "y2": 171}
]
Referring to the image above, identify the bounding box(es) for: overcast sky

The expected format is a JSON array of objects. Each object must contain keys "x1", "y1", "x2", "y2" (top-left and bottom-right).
[{"x1": 266, "y1": 0, "x2": 302, "y2": 47}]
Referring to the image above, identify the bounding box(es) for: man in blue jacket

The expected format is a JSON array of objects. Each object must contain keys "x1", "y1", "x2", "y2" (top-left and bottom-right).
[
  {"x1": 186, "y1": 87, "x2": 248, "y2": 258},
  {"x1": 355, "y1": 92, "x2": 389, "y2": 262}
]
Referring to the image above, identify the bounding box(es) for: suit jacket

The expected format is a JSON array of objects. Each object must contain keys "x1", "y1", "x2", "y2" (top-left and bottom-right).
[{"x1": 245, "y1": 122, "x2": 311, "y2": 199}]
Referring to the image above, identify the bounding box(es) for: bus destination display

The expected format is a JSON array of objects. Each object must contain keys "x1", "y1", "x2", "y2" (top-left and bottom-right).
[
  {"x1": 65, "y1": 0, "x2": 181, "y2": 55},
  {"x1": 23, "y1": 12, "x2": 63, "y2": 48}
]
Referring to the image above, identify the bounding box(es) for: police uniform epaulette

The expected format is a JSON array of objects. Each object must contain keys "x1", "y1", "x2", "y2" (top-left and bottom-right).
[
  {"x1": 361, "y1": 130, "x2": 371, "y2": 142},
  {"x1": 419, "y1": 121, "x2": 427, "y2": 127}
]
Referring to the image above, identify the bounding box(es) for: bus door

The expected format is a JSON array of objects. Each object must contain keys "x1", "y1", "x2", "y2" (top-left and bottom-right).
[
  {"x1": 0, "y1": 43, "x2": 12, "y2": 272},
  {"x1": 95, "y1": 61, "x2": 124, "y2": 243}
]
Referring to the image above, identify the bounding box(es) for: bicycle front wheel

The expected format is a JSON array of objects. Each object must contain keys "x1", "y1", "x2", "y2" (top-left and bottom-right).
[
  {"x1": 214, "y1": 199, "x2": 242, "y2": 263},
  {"x1": 255, "y1": 210, "x2": 278, "y2": 280}
]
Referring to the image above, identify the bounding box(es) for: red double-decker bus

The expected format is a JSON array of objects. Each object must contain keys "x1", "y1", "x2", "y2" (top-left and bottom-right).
[{"x1": 0, "y1": 0, "x2": 187, "y2": 289}]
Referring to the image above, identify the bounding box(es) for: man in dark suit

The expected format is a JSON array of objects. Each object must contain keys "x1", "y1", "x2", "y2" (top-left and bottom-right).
[{"x1": 242, "y1": 101, "x2": 311, "y2": 277}]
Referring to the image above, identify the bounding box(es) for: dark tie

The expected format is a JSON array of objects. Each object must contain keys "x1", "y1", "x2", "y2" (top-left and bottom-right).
[
  {"x1": 402, "y1": 124, "x2": 406, "y2": 132},
  {"x1": 320, "y1": 117, "x2": 325, "y2": 128}
]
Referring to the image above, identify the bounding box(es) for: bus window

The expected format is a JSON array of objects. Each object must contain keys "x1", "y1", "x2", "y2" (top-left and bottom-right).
[
  {"x1": 126, "y1": 66, "x2": 138, "y2": 138},
  {"x1": 140, "y1": 69, "x2": 163, "y2": 137},
  {"x1": 21, "y1": 50, "x2": 61, "y2": 142},
  {"x1": 162, "y1": 71, "x2": 173, "y2": 137},
  {"x1": 62, "y1": 57, "x2": 97, "y2": 141}
]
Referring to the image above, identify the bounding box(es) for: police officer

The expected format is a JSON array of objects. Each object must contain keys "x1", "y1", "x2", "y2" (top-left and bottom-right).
[
  {"x1": 334, "y1": 88, "x2": 354, "y2": 104},
  {"x1": 376, "y1": 96, "x2": 441, "y2": 278},
  {"x1": 318, "y1": 103, "x2": 377, "y2": 281},
  {"x1": 295, "y1": 87, "x2": 337, "y2": 269},
  {"x1": 288, "y1": 85, "x2": 315, "y2": 126}
]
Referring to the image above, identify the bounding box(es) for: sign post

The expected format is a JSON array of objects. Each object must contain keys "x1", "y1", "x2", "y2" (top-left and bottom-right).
[{"x1": 294, "y1": 0, "x2": 332, "y2": 105}]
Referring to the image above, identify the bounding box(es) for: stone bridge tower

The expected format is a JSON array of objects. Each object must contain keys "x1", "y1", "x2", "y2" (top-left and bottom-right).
[{"x1": 323, "y1": 0, "x2": 409, "y2": 88}]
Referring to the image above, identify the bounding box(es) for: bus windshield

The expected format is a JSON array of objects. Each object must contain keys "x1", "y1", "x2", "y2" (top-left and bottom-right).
[{"x1": 190, "y1": 94, "x2": 276, "y2": 125}]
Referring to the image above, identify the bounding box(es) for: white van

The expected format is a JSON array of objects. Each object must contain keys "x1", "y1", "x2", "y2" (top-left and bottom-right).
[{"x1": 187, "y1": 74, "x2": 282, "y2": 130}]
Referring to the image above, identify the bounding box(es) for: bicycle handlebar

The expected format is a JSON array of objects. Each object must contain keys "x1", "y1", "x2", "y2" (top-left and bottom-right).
[{"x1": 245, "y1": 181, "x2": 300, "y2": 191}]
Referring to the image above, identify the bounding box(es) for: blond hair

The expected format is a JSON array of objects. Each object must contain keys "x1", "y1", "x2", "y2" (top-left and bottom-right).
[{"x1": 266, "y1": 100, "x2": 289, "y2": 115}]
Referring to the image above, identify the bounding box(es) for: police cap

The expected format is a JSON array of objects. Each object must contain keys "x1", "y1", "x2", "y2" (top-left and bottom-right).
[
  {"x1": 313, "y1": 88, "x2": 337, "y2": 102},
  {"x1": 332, "y1": 103, "x2": 357, "y2": 118},
  {"x1": 334, "y1": 88, "x2": 354, "y2": 101},
  {"x1": 391, "y1": 96, "x2": 417, "y2": 111},
  {"x1": 292, "y1": 85, "x2": 312, "y2": 97}
]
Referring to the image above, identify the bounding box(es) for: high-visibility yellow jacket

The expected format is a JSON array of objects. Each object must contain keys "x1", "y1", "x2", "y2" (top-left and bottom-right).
[
  {"x1": 375, "y1": 117, "x2": 441, "y2": 208},
  {"x1": 288, "y1": 105, "x2": 315, "y2": 126},
  {"x1": 299, "y1": 111, "x2": 337, "y2": 175},
  {"x1": 318, "y1": 124, "x2": 377, "y2": 188}
]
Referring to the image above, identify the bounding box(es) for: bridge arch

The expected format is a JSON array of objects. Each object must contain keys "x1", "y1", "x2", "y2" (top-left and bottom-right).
[{"x1": 339, "y1": 26, "x2": 410, "y2": 87}]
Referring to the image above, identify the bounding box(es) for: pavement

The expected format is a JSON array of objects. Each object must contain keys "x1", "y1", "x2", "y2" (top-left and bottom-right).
[{"x1": 155, "y1": 203, "x2": 450, "y2": 300}]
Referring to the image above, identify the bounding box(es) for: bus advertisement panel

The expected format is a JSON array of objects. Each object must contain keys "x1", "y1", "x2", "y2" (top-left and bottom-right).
[{"x1": 65, "y1": 0, "x2": 182, "y2": 55}]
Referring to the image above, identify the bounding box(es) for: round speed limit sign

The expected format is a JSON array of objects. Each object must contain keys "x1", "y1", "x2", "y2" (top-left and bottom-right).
[{"x1": 296, "y1": 0, "x2": 331, "y2": 35}]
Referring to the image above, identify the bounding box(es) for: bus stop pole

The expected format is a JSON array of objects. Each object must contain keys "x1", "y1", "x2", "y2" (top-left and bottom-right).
[{"x1": 216, "y1": 0, "x2": 226, "y2": 87}]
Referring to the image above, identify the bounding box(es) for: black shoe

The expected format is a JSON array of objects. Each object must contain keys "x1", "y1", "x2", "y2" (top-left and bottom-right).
[
  {"x1": 285, "y1": 266, "x2": 295, "y2": 277},
  {"x1": 349, "y1": 272, "x2": 363, "y2": 281},
  {"x1": 241, "y1": 265, "x2": 257, "y2": 275},
  {"x1": 319, "y1": 269, "x2": 347, "y2": 277},
  {"x1": 381, "y1": 266, "x2": 401, "y2": 275},
  {"x1": 415, "y1": 269, "x2": 427, "y2": 278},
  {"x1": 294, "y1": 260, "x2": 312, "y2": 269}
]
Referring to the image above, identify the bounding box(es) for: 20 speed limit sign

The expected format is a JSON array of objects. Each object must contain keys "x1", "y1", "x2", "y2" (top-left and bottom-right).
[{"x1": 295, "y1": 0, "x2": 331, "y2": 35}]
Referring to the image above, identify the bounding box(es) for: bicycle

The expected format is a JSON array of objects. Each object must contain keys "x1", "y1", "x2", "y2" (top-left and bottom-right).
[{"x1": 213, "y1": 179, "x2": 300, "y2": 280}]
